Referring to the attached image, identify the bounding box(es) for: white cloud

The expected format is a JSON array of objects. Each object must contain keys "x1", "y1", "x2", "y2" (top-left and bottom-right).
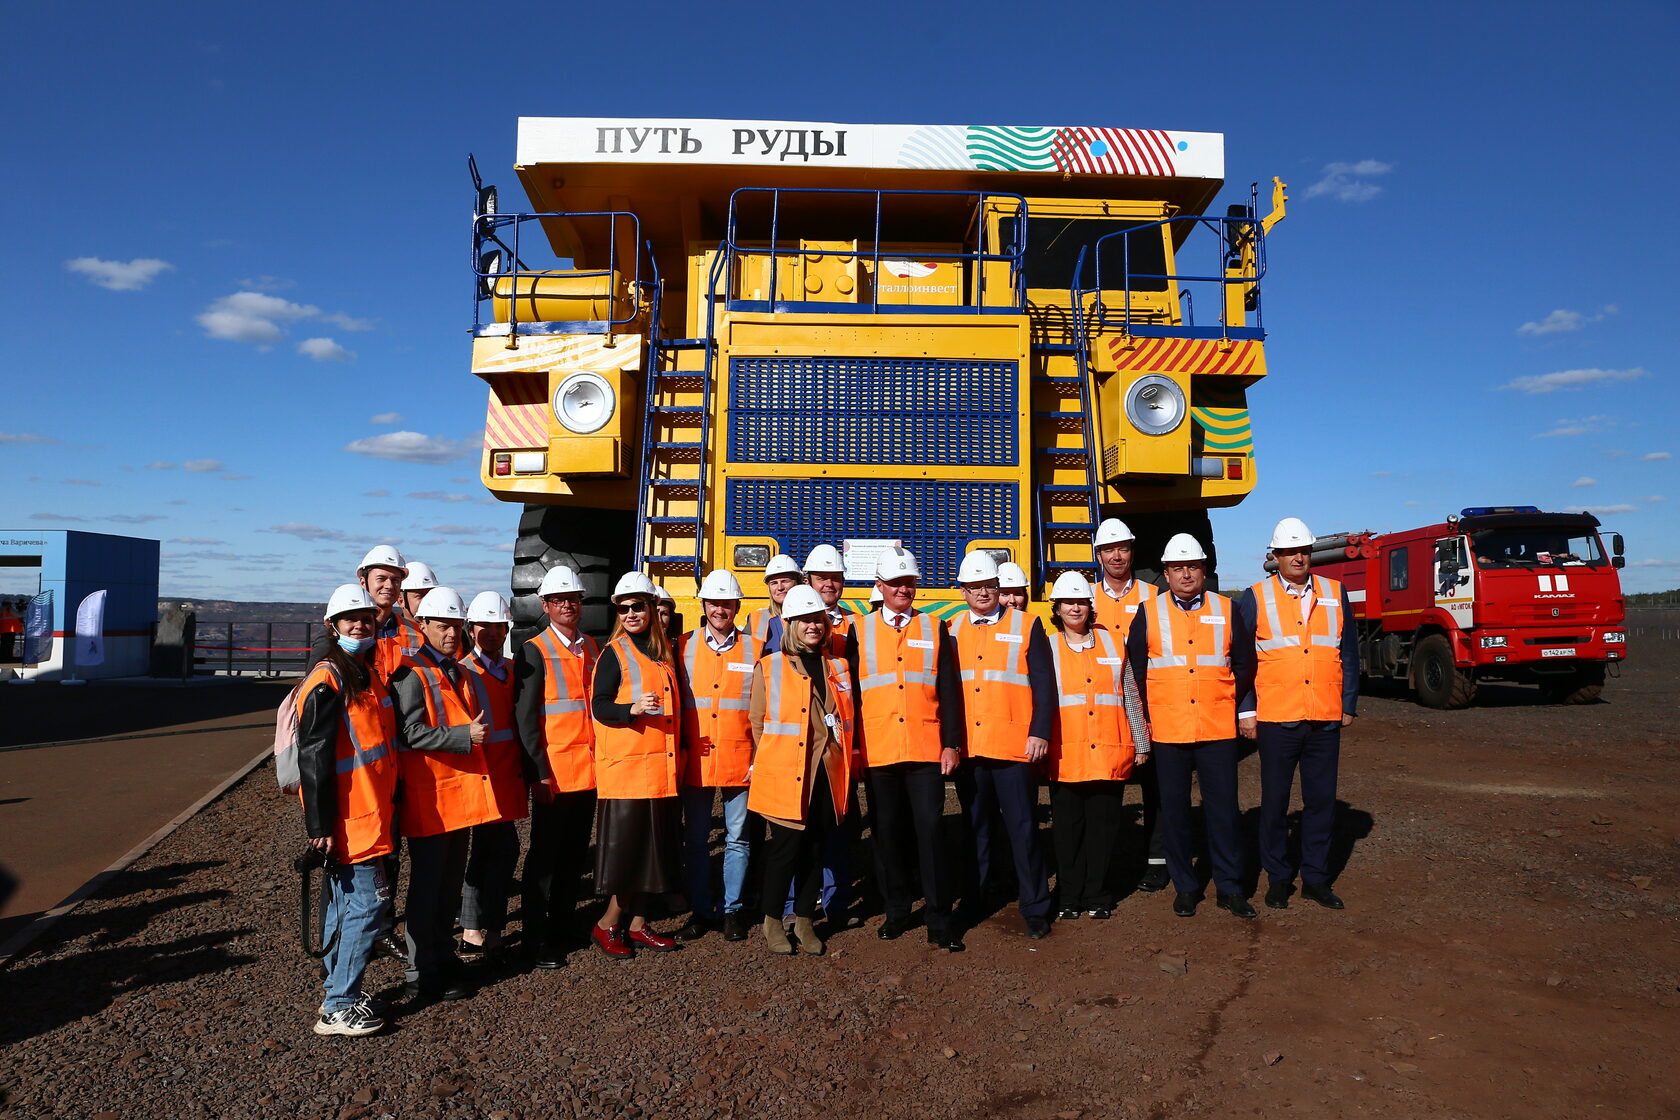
[
  {"x1": 220, "y1": 473, "x2": 252, "y2": 481},
  {"x1": 343, "y1": 431, "x2": 466, "y2": 465},
  {"x1": 145, "y1": 461, "x2": 177, "y2": 470},
  {"x1": 196, "y1": 290, "x2": 320, "y2": 344},
  {"x1": 107, "y1": 513, "x2": 166, "y2": 524},
  {"x1": 493, "y1": 541, "x2": 515, "y2": 553},
  {"x1": 172, "y1": 536, "x2": 225, "y2": 544},
  {"x1": 1304, "y1": 160, "x2": 1393, "y2": 203},
  {"x1": 321, "y1": 312, "x2": 376, "y2": 332},
  {"x1": 1568, "y1": 504, "x2": 1638, "y2": 515},
  {"x1": 1, "y1": 431, "x2": 57, "y2": 444},
  {"x1": 183, "y1": 459, "x2": 225, "y2": 473},
  {"x1": 64, "y1": 479, "x2": 100, "y2": 487},
  {"x1": 408, "y1": 490, "x2": 472, "y2": 503},
  {"x1": 236, "y1": 275, "x2": 293, "y2": 291},
  {"x1": 31, "y1": 512, "x2": 87, "y2": 522},
  {"x1": 1501, "y1": 367, "x2": 1648, "y2": 394},
  {"x1": 1570, "y1": 477, "x2": 1597, "y2": 487},
  {"x1": 266, "y1": 522, "x2": 348, "y2": 541},
  {"x1": 1517, "y1": 305, "x2": 1617, "y2": 336},
  {"x1": 297, "y1": 337, "x2": 354, "y2": 362},
  {"x1": 1642, "y1": 451, "x2": 1671, "y2": 461},
  {"x1": 65, "y1": 256, "x2": 174, "y2": 291},
  {"x1": 370, "y1": 413, "x2": 404, "y2": 425},
  {"x1": 1533, "y1": 415, "x2": 1614, "y2": 439},
  {"x1": 1640, "y1": 495, "x2": 1665, "y2": 503},
  {"x1": 363, "y1": 489, "x2": 390, "y2": 497},
  {"x1": 427, "y1": 524, "x2": 493, "y2": 536},
  {"x1": 1628, "y1": 558, "x2": 1680, "y2": 568}
]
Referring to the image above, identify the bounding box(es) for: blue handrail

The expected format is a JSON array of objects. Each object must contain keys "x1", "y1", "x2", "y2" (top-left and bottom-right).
[
  {"x1": 1071, "y1": 212, "x2": 1268, "y2": 339},
  {"x1": 471, "y1": 210, "x2": 656, "y2": 333},
  {"x1": 722, "y1": 187, "x2": 1029, "y2": 313}
]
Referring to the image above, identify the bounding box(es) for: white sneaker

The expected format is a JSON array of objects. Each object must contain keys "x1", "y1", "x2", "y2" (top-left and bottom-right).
[{"x1": 313, "y1": 999, "x2": 384, "y2": 1037}]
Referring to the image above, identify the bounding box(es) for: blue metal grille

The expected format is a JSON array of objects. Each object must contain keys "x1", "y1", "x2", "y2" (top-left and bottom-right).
[
  {"x1": 727, "y1": 356, "x2": 1018, "y2": 465},
  {"x1": 725, "y1": 477, "x2": 1018, "y2": 587}
]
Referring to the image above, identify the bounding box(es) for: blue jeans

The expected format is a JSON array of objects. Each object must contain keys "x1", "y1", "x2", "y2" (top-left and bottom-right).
[
  {"x1": 320, "y1": 857, "x2": 391, "y2": 1012},
  {"x1": 680, "y1": 785, "x2": 752, "y2": 917}
]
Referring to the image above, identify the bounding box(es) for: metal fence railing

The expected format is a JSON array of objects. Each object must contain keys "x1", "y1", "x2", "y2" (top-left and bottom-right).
[{"x1": 192, "y1": 621, "x2": 319, "y2": 677}]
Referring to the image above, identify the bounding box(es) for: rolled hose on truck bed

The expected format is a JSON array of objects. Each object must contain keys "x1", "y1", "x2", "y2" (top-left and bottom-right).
[{"x1": 1263, "y1": 542, "x2": 1374, "y2": 573}]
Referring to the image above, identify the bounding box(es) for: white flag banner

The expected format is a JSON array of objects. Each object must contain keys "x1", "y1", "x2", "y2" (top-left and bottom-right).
[{"x1": 76, "y1": 590, "x2": 107, "y2": 667}]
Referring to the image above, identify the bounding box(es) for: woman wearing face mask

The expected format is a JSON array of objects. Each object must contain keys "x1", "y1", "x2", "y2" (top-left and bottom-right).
[
  {"x1": 588, "y1": 573, "x2": 685, "y2": 958},
  {"x1": 296, "y1": 584, "x2": 401, "y2": 1036}
]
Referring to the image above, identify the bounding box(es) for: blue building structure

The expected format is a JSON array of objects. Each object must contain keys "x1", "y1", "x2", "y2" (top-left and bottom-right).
[{"x1": 0, "y1": 529, "x2": 159, "y2": 681}]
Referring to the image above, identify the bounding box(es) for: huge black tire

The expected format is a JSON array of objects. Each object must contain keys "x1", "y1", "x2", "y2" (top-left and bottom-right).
[
  {"x1": 1539, "y1": 663, "x2": 1606, "y2": 705},
  {"x1": 1110, "y1": 509, "x2": 1218, "y2": 591},
  {"x1": 1412, "y1": 633, "x2": 1477, "y2": 709},
  {"x1": 509, "y1": 504, "x2": 634, "y2": 645}
]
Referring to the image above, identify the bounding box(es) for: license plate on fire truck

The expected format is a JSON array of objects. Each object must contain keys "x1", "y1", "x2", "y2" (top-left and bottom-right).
[{"x1": 1540, "y1": 648, "x2": 1576, "y2": 658}]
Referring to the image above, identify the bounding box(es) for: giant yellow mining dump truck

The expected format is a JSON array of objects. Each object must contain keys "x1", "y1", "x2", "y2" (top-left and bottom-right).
[{"x1": 469, "y1": 117, "x2": 1284, "y2": 632}]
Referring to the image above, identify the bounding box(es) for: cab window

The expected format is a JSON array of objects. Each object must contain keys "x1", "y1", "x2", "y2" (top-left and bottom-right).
[{"x1": 1388, "y1": 547, "x2": 1409, "y2": 592}]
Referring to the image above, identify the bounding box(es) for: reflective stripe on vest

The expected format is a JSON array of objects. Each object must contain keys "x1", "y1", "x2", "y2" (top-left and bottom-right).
[
  {"x1": 1144, "y1": 592, "x2": 1237, "y2": 743},
  {"x1": 748, "y1": 651, "x2": 855, "y2": 822},
  {"x1": 1048, "y1": 627, "x2": 1123, "y2": 710},
  {"x1": 858, "y1": 612, "x2": 937, "y2": 690},
  {"x1": 462, "y1": 654, "x2": 515, "y2": 745},
  {"x1": 298, "y1": 661, "x2": 399, "y2": 863},
  {"x1": 949, "y1": 609, "x2": 1032, "y2": 688},
  {"x1": 1250, "y1": 575, "x2": 1346, "y2": 723},
  {"x1": 855, "y1": 611, "x2": 943, "y2": 766},
  {"x1": 1254, "y1": 575, "x2": 1343, "y2": 652},
  {"x1": 678, "y1": 629, "x2": 758, "y2": 787},
  {"x1": 682, "y1": 630, "x2": 755, "y2": 713},
  {"x1": 593, "y1": 636, "x2": 679, "y2": 799},
  {"x1": 1147, "y1": 594, "x2": 1230, "y2": 669}
]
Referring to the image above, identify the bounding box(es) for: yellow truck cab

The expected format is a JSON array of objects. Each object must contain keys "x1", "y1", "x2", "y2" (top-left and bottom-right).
[{"x1": 469, "y1": 117, "x2": 1283, "y2": 633}]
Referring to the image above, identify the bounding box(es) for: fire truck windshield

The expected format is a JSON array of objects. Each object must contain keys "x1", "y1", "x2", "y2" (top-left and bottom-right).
[{"x1": 1468, "y1": 528, "x2": 1606, "y2": 570}]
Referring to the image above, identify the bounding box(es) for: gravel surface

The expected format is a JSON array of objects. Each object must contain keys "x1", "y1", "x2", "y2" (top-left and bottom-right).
[{"x1": 1, "y1": 638, "x2": 1676, "y2": 1119}]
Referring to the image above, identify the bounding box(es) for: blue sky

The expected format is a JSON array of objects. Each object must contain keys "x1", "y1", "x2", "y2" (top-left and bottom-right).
[{"x1": 2, "y1": 0, "x2": 1675, "y2": 601}]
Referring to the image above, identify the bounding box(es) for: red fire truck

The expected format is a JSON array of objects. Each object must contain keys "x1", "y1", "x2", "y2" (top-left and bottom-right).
[{"x1": 1297, "y1": 506, "x2": 1627, "y2": 709}]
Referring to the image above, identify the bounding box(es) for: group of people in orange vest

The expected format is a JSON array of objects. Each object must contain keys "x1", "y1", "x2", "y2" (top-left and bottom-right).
[{"x1": 295, "y1": 515, "x2": 1358, "y2": 1038}]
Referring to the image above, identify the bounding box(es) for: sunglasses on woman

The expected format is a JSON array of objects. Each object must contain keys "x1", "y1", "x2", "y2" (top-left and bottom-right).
[{"x1": 615, "y1": 600, "x2": 651, "y2": 615}]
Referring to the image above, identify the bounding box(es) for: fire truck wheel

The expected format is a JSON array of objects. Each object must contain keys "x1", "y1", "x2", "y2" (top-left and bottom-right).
[
  {"x1": 1412, "y1": 633, "x2": 1477, "y2": 709},
  {"x1": 1539, "y1": 664, "x2": 1605, "y2": 705}
]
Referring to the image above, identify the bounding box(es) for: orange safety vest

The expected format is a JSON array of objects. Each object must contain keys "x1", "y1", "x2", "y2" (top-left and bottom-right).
[
  {"x1": 295, "y1": 661, "x2": 399, "y2": 864},
  {"x1": 855, "y1": 611, "x2": 944, "y2": 767},
  {"x1": 1047, "y1": 625, "x2": 1135, "y2": 782},
  {"x1": 527, "y1": 628, "x2": 600, "y2": 792},
  {"x1": 747, "y1": 650, "x2": 854, "y2": 822},
  {"x1": 1144, "y1": 593, "x2": 1236, "y2": 744},
  {"x1": 1093, "y1": 577, "x2": 1157, "y2": 635},
  {"x1": 948, "y1": 608, "x2": 1036, "y2": 762},
  {"x1": 1249, "y1": 575, "x2": 1347, "y2": 723},
  {"x1": 825, "y1": 611, "x2": 853, "y2": 658},
  {"x1": 461, "y1": 651, "x2": 530, "y2": 822},
  {"x1": 745, "y1": 605, "x2": 777, "y2": 643},
  {"x1": 0, "y1": 602, "x2": 20, "y2": 635},
  {"x1": 593, "y1": 636, "x2": 680, "y2": 800},
  {"x1": 395, "y1": 653, "x2": 525, "y2": 837},
  {"x1": 678, "y1": 628, "x2": 761, "y2": 788}
]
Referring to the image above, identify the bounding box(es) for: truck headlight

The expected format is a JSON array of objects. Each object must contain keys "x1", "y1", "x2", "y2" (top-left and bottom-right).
[
  {"x1": 1124, "y1": 375, "x2": 1186, "y2": 436},
  {"x1": 1603, "y1": 631, "x2": 1626, "y2": 644},
  {"x1": 553, "y1": 372, "x2": 615, "y2": 434},
  {"x1": 1479, "y1": 635, "x2": 1507, "y2": 649}
]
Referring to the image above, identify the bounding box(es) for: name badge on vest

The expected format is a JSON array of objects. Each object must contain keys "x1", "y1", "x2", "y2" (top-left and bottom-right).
[
  {"x1": 907, "y1": 639, "x2": 935, "y2": 649},
  {"x1": 1097, "y1": 656, "x2": 1123, "y2": 665},
  {"x1": 1317, "y1": 597, "x2": 1338, "y2": 607},
  {"x1": 727, "y1": 662, "x2": 754, "y2": 673},
  {"x1": 1199, "y1": 615, "x2": 1221, "y2": 624},
  {"x1": 994, "y1": 632, "x2": 1023, "y2": 644},
  {"x1": 1125, "y1": 604, "x2": 1139, "y2": 613}
]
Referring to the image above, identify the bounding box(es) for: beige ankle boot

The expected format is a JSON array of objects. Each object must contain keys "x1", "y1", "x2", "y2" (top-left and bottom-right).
[
  {"x1": 792, "y1": 916, "x2": 825, "y2": 955},
  {"x1": 762, "y1": 916, "x2": 794, "y2": 954}
]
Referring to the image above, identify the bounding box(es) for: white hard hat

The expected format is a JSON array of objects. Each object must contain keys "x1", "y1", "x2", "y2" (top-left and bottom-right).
[
  {"x1": 324, "y1": 583, "x2": 378, "y2": 622},
  {"x1": 764, "y1": 554, "x2": 803, "y2": 580},
  {"x1": 402, "y1": 560, "x2": 439, "y2": 592},
  {"x1": 997, "y1": 561, "x2": 1029, "y2": 589},
  {"x1": 1092, "y1": 519, "x2": 1135, "y2": 548},
  {"x1": 779, "y1": 585, "x2": 827, "y2": 620},
  {"x1": 1160, "y1": 533, "x2": 1208, "y2": 563},
  {"x1": 1270, "y1": 517, "x2": 1315, "y2": 550},
  {"x1": 875, "y1": 547, "x2": 921, "y2": 581},
  {"x1": 869, "y1": 587, "x2": 884, "y2": 604},
  {"x1": 803, "y1": 544, "x2": 843, "y2": 573},
  {"x1": 415, "y1": 586, "x2": 467, "y2": 620},
  {"x1": 537, "y1": 565, "x2": 583, "y2": 597},
  {"x1": 957, "y1": 550, "x2": 1000, "y2": 584},
  {"x1": 357, "y1": 544, "x2": 407, "y2": 576},
  {"x1": 698, "y1": 570, "x2": 744, "y2": 600},
  {"x1": 611, "y1": 571, "x2": 658, "y2": 602},
  {"x1": 466, "y1": 591, "x2": 512, "y2": 624},
  {"x1": 654, "y1": 584, "x2": 673, "y2": 602},
  {"x1": 1049, "y1": 571, "x2": 1095, "y2": 601}
]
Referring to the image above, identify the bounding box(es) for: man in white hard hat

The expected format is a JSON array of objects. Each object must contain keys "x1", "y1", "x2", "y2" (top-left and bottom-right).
[
  {"x1": 1234, "y1": 518, "x2": 1358, "y2": 911},
  {"x1": 996, "y1": 562, "x2": 1030, "y2": 613},
  {"x1": 307, "y1": 545, "x2": 411, "y2": 682},
  {"x1": 949, "y1": 550, "x2": 1057, "y2": 939},
  {"x1": 1125, "y1": 534, "x2": 1258, "y2": 920},
  {"x1": 850, "y1": 547, "x2": 966, "y2": 951},
  {"x1": 673, "y1": 569, "x2": 762, "y2": 943},
  {"x1": 1091, "y1": 518, "x2": 1169, "y2": 893},
  {"x1": 388, "y1": 587, "x2": 507, "y2": 1002},
  {"x1": 515, "y1": 564, "x2": 601, "y2": 968},
  {"x1": 745, "y1": 554, "x2": 804, "y2": 642},
  {"x1": 401, "y1": 561, "x2": 441, "y2": 624}
]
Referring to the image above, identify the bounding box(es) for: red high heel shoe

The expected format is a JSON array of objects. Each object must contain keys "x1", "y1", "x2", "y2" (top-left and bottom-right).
[
  {"x1": 592, "y1": 924, "x2": 633, "y2": 959},
  {"x1": 627, "y1": 926, "x2": 680, "y2": 952}
]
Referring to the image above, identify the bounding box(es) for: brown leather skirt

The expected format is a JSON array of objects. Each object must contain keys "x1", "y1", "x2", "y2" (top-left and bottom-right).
[{"x1": 593, "y1": 796, "x2": 681, "y2": 897}]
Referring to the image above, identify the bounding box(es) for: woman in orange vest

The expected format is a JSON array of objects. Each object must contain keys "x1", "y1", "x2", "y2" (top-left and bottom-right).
[
  {"x1": 1043, "y1": 572, "x2": 1151, "y2": 921},
  {"x1": 588, "y1": 572, "x2": 685, "y2": 958},
  {"x1": 296, "y1": 584, "x2": 400, "y2": 1037},
  {"x1": 748, "y1": 587, "x2": 854, "y2": 956},
  {"x1": 456, "y1": 592, "x2": 530, "y2": 963}
]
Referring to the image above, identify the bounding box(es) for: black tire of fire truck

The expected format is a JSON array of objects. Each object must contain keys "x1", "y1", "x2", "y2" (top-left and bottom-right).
[
  {"x1": 1538, "y1": 663, "x2": 1606, "y2": 705},
  {"x1": 508, "y1": 504, "x2": 634, "y2": 645},
  {"x1": 1113, "y1": 510, "x2": 1218, "y2": 592},
  {"x1": 1411, "y1": 633, "x2": 1478, "y2": 709}
]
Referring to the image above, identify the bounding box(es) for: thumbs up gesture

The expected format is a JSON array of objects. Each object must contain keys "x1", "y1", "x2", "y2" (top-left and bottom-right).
[{"x1": 468, "y1": 712, "x2": 488, "y2": 745}]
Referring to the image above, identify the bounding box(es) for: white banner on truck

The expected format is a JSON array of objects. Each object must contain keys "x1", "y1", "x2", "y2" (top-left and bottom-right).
[{"x1": 75, "y1": 589, "x2": 107, "y2": 667}]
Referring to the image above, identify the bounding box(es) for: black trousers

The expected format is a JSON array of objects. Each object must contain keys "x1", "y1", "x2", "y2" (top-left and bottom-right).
[
  {"x1": 404, "y1": 827, "x2": 471, "y2": 984},
  {"x1": 522, "y1": 788, "x2": 597, "y2": 948},
  {"x1": 956, "y1": 759, "x2": 1051, "y2": 921},
  {"x1": 759, "y1": 781, "x2": 837, "y2": 921},
  {"x1": 1154, "y1": 739, "x2": 1244, "y2": 896},
  {"x1": 1257, "y1": 721, "x2": 1341, "y2": 885},
  {"x1": 1049, "y1": 779, "x2": 1125, "y2": 911},
  {"x1": 1122, "y1": 756, "x2": 1165, "y2": 868},
  {"x1": 867, "y1": 761, "x2": 953, "y2": 933}
]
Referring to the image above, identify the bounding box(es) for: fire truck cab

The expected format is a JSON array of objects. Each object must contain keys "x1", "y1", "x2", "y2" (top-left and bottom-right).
[{"x1": 1312, "y1": 506, "x2": 1627, "y2": 708}]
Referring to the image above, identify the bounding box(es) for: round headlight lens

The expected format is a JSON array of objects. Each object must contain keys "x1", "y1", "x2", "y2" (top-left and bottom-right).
[
  {"x1": 553, "y1": 372, "x2": 615, "y2": 434},
  {"x1": 1124, "y1": 374, "x2": 1186, "y2": 436}
]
